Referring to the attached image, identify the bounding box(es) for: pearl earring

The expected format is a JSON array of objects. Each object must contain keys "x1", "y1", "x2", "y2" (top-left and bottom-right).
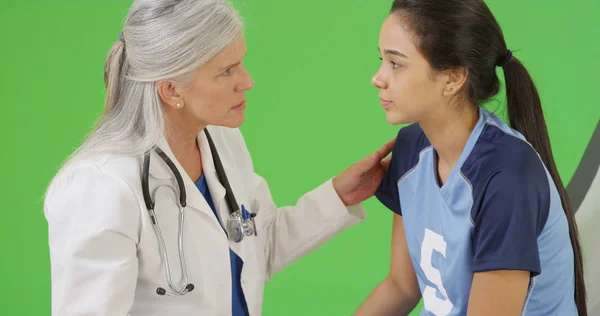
[{"x1": 176, "y1": 103, "x2": 181, "y2": 108}]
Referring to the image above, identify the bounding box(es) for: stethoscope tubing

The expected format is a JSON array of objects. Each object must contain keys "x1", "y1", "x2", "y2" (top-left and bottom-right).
[{"x1": 141, "y1": 129, "x2": 255, "y2": 297}]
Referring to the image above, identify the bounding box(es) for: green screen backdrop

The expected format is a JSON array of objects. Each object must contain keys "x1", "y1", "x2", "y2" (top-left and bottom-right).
[{"x1": 1, "y1": 0, "x2": 598, "y2": 315}]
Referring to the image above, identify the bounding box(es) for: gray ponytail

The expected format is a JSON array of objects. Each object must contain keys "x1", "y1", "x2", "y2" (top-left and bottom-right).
[{"x1": 103, "y1": 38, "x2": 127, "y2": 114}]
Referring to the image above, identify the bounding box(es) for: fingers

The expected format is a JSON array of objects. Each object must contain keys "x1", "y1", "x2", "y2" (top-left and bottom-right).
[
  {"x1": 375, "y1": 136, "x2": 396, "y2": 160},
  {"x1": 353, "y1": 151, "x2": 381, "y2": 173},
  {"x1": 352, "y1": 136, "x2": 397, "y2": 174},
  {"x1": 381, "y1": 155, "x2": 392, "y2": 169}
]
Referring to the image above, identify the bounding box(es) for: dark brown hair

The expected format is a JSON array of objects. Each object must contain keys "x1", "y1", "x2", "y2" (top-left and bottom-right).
[{"x1": 389, "y1": 0, "x2": 586, "y2": 314}]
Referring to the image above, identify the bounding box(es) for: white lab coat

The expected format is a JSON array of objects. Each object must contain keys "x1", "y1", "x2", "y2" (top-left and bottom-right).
[{"x1": 44, "y1": 126, "x2": 366, "y2": 316}]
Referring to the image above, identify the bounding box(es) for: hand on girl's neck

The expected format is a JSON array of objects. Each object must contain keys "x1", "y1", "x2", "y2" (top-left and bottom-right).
[{"x1": 419, "y1": 104, "x2": 479, "y2": 169}]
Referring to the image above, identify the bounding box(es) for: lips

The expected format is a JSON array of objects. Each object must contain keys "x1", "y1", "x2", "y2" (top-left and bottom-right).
[
  {"x1": 380, "y1": 98, "x2": 392, "y2": 108},
  {"x1": 232, "y1": 100, "x2": 246, "y2": 109}
]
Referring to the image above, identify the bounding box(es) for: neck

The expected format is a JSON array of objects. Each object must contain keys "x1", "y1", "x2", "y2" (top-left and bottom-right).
[
  {"x1": 420, "y1": 105, "x2": 479, "y2": 169},
  {"x1": 164, "y1": 110, "x2": 205, "y2": 181},
  {"x1": 166, "y1": 128, "x2": 201, "y2": 158}
]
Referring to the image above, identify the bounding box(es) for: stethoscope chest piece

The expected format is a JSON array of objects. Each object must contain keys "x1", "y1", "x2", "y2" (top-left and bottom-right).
[{"x1": 226, "y1": 205, "x2": 258, "y2": 243}]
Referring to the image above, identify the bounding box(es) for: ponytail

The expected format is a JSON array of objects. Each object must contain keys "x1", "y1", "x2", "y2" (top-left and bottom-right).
[
  {"x1": 502, "y1": 57, "x2": 587, "y2": 316},
  {"x1": 103, "y1": 36, "x2": 127, "y2": 114}
]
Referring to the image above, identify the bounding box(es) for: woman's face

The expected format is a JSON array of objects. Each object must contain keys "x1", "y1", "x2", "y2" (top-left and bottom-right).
[
  {"x1": 171, "y1": 34, "x2": 254, "y2": 129},
  {"x1": 372, "y1": 14, "x2": 448, "y2": 125}
]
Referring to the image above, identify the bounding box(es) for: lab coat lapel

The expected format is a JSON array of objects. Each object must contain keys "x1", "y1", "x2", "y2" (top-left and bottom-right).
[
  {"x1": 197, "y1": 128, "x2": 260, "y2": 297},
  {"x1": 197, "y1": 128, "x2": 230, "y2": 228},
  {"x1": 199, "y1": 128, "x2": 257, "y2": 259},
  {"x1": 147, "y1": 136, "x2": 215, "y2": 220}
]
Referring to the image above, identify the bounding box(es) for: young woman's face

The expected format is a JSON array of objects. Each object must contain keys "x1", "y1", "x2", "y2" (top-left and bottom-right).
[{"x1": 372, "y1": 14, "x2": 448, "y2": 125}]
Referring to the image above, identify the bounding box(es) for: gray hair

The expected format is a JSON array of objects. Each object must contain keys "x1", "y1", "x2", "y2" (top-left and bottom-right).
[{"x1": 68, "y1": 0, "x2": 243, "y2": 163}]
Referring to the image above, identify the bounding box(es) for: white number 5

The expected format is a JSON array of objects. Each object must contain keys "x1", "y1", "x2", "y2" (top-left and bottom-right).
[{"x1": 420, "y1": 228, "x2": 454, "y2": 316}]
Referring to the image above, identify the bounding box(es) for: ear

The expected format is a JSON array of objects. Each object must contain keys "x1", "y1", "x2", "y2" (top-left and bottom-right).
[
  {"x1": 157, "y1": 80, "x2": 185, "y2": 109},
  {"x1": 441, "y1": 66, "x2": 469, "y2": 97}
]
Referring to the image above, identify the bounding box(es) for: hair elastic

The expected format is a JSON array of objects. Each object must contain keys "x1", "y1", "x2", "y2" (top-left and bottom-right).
[{"x1": 498, "y1": 49, "x2": 512, "y2": 67}]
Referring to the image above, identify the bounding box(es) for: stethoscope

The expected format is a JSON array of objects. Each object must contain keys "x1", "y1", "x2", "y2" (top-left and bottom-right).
[{"x1": 141, "y1": 129, "x2": 257, "y2": 297}]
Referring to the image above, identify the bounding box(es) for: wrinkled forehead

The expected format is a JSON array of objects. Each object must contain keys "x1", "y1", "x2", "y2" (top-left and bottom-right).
[{"x1": 203, "y1": 35, "x2": 247, "y2": 70}]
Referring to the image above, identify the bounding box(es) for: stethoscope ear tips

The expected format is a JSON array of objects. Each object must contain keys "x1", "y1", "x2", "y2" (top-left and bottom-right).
[
  {"x1": 185, "y1": 283, "x2": 195, "y2": 292},
  {"x1": 156, "y1": 283, "x2": 194, "y2": 296}
]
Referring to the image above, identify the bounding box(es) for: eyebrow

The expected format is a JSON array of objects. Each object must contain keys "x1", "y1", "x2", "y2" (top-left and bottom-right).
[
  {"x1": 219, "y1": 61, "x2": 241, "y2": 72},
  {"x1": 218, "y1": 52, "x2": 248, "y2": 71},
  {"x1": 379, "y1": 47, "x2": 408, "y2": 58}
]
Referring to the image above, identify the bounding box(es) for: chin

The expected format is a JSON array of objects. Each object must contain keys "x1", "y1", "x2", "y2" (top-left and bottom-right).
[
  {"x1": 222, "y1": 114, "x2": 246, "y2": 128},
  {"x1": 385, "y1": 111, "x2": 415, "y2": 125}
]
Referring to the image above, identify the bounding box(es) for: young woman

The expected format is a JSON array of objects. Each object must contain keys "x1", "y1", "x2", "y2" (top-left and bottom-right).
[{"x1": 355, "y1": 0, "x2": 587, "y2": 315}]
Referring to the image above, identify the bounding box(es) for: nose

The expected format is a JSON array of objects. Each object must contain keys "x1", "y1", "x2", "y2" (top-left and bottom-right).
[
  {"x1": 236, "y1": 66, "x2": 254, "y2": 92},
  {"x1": 371, "y1": 72, "x2": 387, "y2": 89}
]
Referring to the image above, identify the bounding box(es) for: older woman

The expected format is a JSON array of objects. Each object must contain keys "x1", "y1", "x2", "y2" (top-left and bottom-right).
[{"x1": 43, "y1": 0, "x2": 393, "y2": 315}]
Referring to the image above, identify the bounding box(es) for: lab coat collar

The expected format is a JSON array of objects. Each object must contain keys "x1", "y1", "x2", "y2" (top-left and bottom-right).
[{"x1": 147, "y1": 128, "x2": 229, "y2": 224}]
